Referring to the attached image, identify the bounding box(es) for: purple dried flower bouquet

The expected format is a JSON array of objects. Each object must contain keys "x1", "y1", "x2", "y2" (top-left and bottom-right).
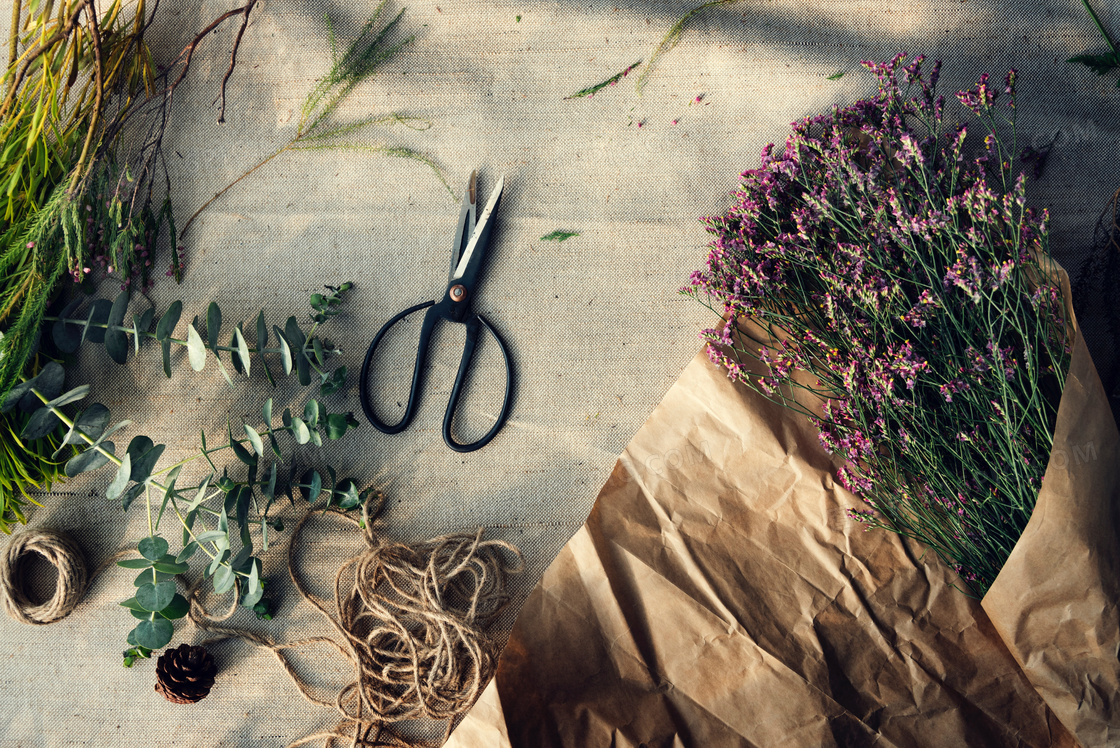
[{"x1": 686, "y1": 54, "x2": 1071, "y2": 594}]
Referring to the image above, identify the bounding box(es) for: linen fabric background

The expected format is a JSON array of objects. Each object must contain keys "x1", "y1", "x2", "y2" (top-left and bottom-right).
[{"x1": 1, "y1": 0, "x2": 1118, "y2": 745}]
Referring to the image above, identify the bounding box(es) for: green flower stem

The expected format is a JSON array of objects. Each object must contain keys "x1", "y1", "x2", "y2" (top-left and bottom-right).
[{"x1": 1081, "y1": 0, "x2": 1118, "y2": 55}]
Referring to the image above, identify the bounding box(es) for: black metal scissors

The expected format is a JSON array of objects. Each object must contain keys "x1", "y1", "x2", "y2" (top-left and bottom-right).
[{"x1": 359, "y1": 171, "x2": 514, "y2": 453}]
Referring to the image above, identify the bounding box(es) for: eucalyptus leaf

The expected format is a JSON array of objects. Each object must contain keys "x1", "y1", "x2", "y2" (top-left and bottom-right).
[
  {"x1": 136, "y1": 580, "x2": 176, "y2": 611},
  {"x1": 214, "y1": 355, "x2": 234, "y2": 388},
  {"x1": 183, "y1": 509, "x2": 198, "y2": 547},
  {"x1": 303, "y1": 400, "x2": 319, "y2": 429},
  {"x1": 247, "y1": 557, "x2": 261, "y2": 596},
  {"x1": 133, "y1": 569, "x2": 176, "y2": 587},
  {"x1": 187, "y1": 475, "x2": 212, "y2": 513},
  {"x1": 326, "y1": 413, "x2": 351, "y2": 440},
  {"x1": 61, "y1": 403, "x2": 111, "y2": 446},
  {"x1": 234, "y1": 325, "x2": 251, "y2": 378},
  {"x1": 195, "y1": 530, "x2": 227, "y2": 543},
  {"x1": 132, "y1": 308, "x2": 155, "y2": 354},
  {"x1": 300, "y1": 469, "x2": 322, "y2": 502},
  {"x1": 208, "y1": 548, "x2": 231, "y2": 577},
  {"x1": 130, "y1": 608, "x2": 150, "y2": 621},
  {"x1": 335, "y1": 479, "x2": 361, "y2": 510},
  {"x1": 104, "y1": 291, "x2": 130, "y2": 364},
  {"x1": 186, "y1": 323, "x2": 206, "y2": 371},
  {"x1": 235, "y1": 486, "x2": 250, "y2": 534},
  {"x1": 230, "y1": 546, "x2": 253, "y2": 573},
  {"x1": 285, "y1": 317, "x2": 311, "y2": 386},
  {"x1": 82, "y1": 299, "x2": 112, "y2": 345},
  {"x1": 121, "y1": 483, "x2": 146, "y2": 512},
  {"x1": 132, "y1": 618, "x2": 174, "y2": 650},
  {"x1": 313, "y1": 337, "x2": 325, "y2": 367},
  {"x1": 138, "y1": 535, "x2": 169, "y2": 561},
  {"x1": 1, "y1": 379, "x2": 34, "y2": 413},
  {"x1": 274, "y1": 326, "x2": 293, "y2": 375},
  {"x1": 155, "y1": 300, "x2": 182, "y2": 341},
  {"x1": 268, "y1": 430, "x2": 281, "y2": 459},
  {"x1": 241, "y1": 575, "x2": 265, "y2": 608},
  {"x1": 152, "y1": 560, "x2": 190, "y2": 575},
  {"x1": 207, "y1": 302, "x2": 222, "y2": 352},
  {"x1": 228, "y1": 422, "x2": 256, "y2": 466},
  {"x1": 20, "y1": 406, "x2": 60, "y2": 441},
  {"x1": 256, "y1": 310, "x2": 268, "y2": 349},
  {"x1": 158, "y1": 593, "x2": 190, "y2": 620},
  {"x1": 176, "y1": 542, "x2": 199, "y2": 563},
  {"x1": 262, "y1": 399, "x2": 273, "y2": 429},
  {"x1": 244, "y1": 424, "x2": 263, "y2": 457},
  {"x1": 292, "y1": 416, "x2": 310, "y2": 445},
  {"x1": 52, "y1": 297, "x2": 84, "y2": 353},
  {"x1": 64, "y1": 441, "x2": 114, "y2": 477},
  {"x1": 161, "y1": 337, "x2": 172, "y2": 378},
  {"x1": 126, "y1": 437, "x2": 165, "y2": 484},
  {"x1": 116, "y1": 557, "x2": 154, "y2": 570},
  {"x1": 119, "y1": 596, "x2": 147, "y2": 611},
  {"x1": 282, "y1": 408, "x2": 292, "y2": 430},
  {"x1": 46, "y1": 384, "x2": 89, "y2": 409},
  {"x1": 212, "y1": 564, "x2": 235, "y2": 594},
  {"x1": 263, "y1": 462, "x2": 277, "y2": 500}
]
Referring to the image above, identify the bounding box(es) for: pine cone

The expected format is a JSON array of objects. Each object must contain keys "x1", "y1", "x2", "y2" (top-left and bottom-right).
[{"x1": 154, "y1": 643, "x2": 217, "y2": 704}]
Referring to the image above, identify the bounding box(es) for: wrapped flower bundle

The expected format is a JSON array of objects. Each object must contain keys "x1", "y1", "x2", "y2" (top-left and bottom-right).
[{"x1": 687, "y1": 54, "x2": 1071, "y2": 594}]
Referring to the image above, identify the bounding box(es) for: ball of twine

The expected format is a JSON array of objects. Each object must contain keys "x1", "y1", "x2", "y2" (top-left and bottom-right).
[{"x1": 0, "y1": 527, "x2": 89, "y2": 625}]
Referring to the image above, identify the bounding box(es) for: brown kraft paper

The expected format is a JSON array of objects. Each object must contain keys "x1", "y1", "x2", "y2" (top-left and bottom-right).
[{"x1": 448, "y1": 323, "x2": 1119, "y2": 746}]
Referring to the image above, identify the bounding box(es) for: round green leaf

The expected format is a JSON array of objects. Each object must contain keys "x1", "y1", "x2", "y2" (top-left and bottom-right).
[
  {"x1": 65, "y1": 441, "x2": 114, "y2": 477},
  {"x1": 300, "y1": 469, "x2": 322, "y2": 502},
  {"x1": 63, "y1": 403, "x2": 111, "y2": 445},
  {"x1": 138, "y1": 535, "x2": 169, "y2": 561},
  {"x1": 118, "y1": 596, "x2": 146, "y2": 611},
  {"x1": 20, "y1": 406, "x2": 60, "y2": 442},
  {"x1": 52, "y1": 298, "x2": 84, "y2": 353},
  {"x1": 136, "y1": 580, "x2": 177, "y2": 612},
  {"x1": 132, "y1": 618, "x2": 174, "y2": 650},
  {"x1": 82, "y1": 299, "x2": 112, "y2": 345},
  {"x1": 212, "y1": 564, "x2": 235, "y2": 594},
  {"x1": 158, "y1": 593, "x2": 189, "y2": 620}
]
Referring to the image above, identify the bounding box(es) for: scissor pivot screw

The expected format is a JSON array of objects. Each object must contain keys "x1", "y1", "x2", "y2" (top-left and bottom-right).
[{"x1": 449, "y1": 284, "x2": 467, "y2": 302}]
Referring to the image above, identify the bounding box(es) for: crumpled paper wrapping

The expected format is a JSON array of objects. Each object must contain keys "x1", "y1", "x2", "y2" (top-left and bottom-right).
[{"x1": 447, "y1": 322, "x2": 1118, "y2": 746}]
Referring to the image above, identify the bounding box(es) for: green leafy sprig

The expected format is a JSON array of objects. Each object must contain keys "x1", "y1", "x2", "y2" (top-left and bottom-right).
[
  {"x1": 564, "y1": 60, "x2": 642, "y2": 100},
  {"x1": 4, "y1": 286, "x2": 366, "y2": 662},
  {"x1": 178, "y1": 2, "x2": 451, "y2": 241},
  {"x1": 1068, "y1": 0, "x2": 1120, "y2": 85},
  {"x1": 44, "y1": 283, "x2": 351, "y2": 395}
]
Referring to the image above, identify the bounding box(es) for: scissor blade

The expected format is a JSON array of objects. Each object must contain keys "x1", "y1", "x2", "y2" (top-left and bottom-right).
[
  {"x1": 451, "y1": 175, "x2": 503, "y2": 281},
  {"x1": 450, "y1": 171, "x2": 478, "y2": 277}
]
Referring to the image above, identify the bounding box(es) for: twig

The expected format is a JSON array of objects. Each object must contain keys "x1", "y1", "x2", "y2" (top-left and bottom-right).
[{"x1": 215, "y1": 0, "x2": 257, "y2": 123}]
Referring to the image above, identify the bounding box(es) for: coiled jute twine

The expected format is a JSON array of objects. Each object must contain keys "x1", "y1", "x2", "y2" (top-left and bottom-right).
[
  {"x1": 188, "y1": 491, "x2": 524, "y2": 748},
  {"x1": 0, "y1": 527, "x2": 92, "y2": 625}
]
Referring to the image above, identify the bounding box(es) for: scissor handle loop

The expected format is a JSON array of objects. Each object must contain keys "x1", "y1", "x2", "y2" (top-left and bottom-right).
[
  {"x1": 359, "y1": 300, "x2": 437, "y2": 435},
  {"x1": 443, "y1": 313, "x2": 514, "y2": 453}
]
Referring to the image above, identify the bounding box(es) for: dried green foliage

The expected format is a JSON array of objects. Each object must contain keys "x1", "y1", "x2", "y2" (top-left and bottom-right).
[
  {"x1": 564, "y1": 60, "x2": 642, "y2": 100},
  {"x1": 539, "y1": 230, "x2": 579, "y2": 242},
  {"x1": 1068, "y1": 0, "x2": 1120, "y2": 85},
  {"x1": 180, "y1": 2, "x2": 450, "y2": 240}
]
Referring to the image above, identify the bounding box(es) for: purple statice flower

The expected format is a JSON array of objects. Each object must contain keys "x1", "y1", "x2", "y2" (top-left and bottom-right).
[{"x1": 686, "y1": 54, "x2": 1069, "y2": 595}]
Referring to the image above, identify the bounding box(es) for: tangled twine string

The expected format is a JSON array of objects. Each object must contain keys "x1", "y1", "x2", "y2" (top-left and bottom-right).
[
  {"x1": 190, "y1": 492, "x2": 523, "y2": 748},
  {"x1": 0, "y1": 527, "x2": 94, "y2": 624}
]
